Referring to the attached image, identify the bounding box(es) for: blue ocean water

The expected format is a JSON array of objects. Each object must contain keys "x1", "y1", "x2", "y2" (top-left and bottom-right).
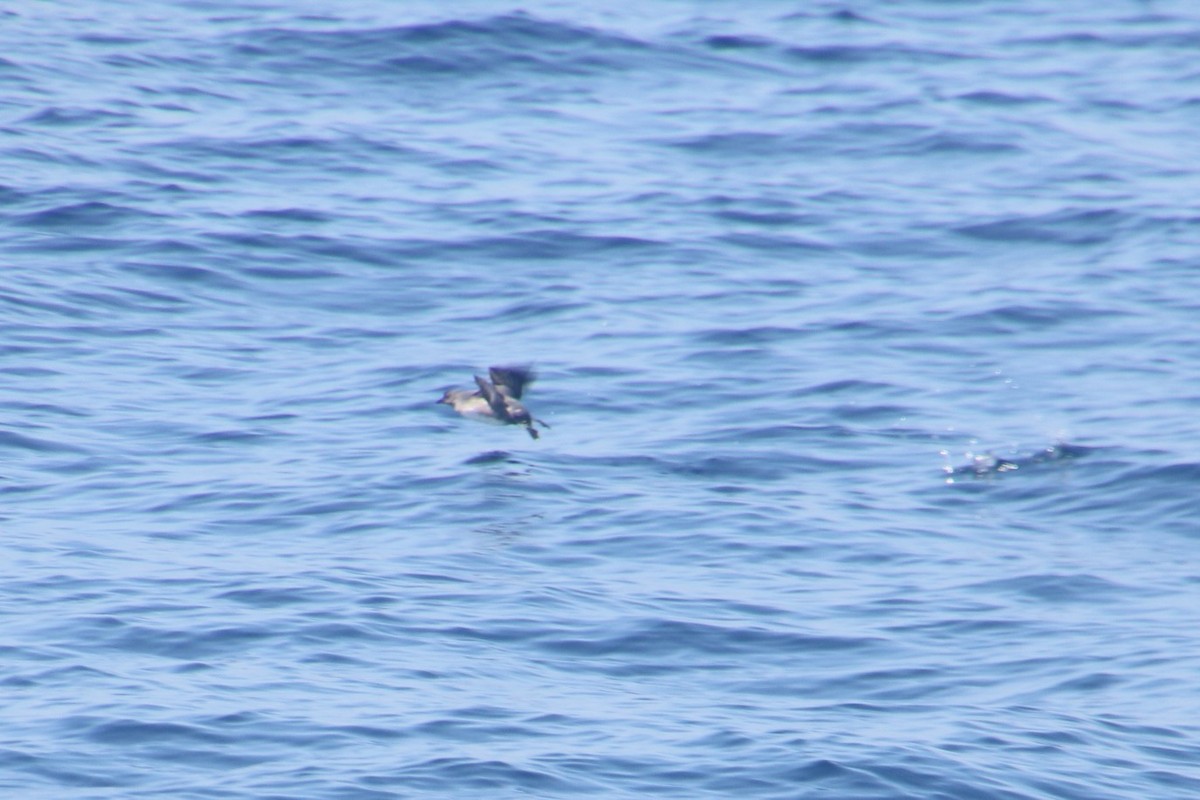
[{"x1": 3, "y1": 1, "x2": 1200, "y2": 797}]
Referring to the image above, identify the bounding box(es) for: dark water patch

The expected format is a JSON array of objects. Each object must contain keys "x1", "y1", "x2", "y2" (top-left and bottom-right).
[
  {"x1": 957, "y1": 89, "x2": 1054, "y2": 106},
  {"x1": 243, "y1": 412, "x2": 300, "y2": 423},
  {"x1": 77, "y1": 33, "x2": 148, "y2": 47},
  {"x1": 780, "y1": 8, "x2": 881, "y2": 24},
  {"x1": 0, "y1": 184, "x2": 26, "y2": 206},
  {"x1": 1108, "y1": 461, "x2": 1200, "y2": 486},
  {"x1": 681, "y1": 346, "x2": 775, "y2": 365},
  {"x1": 702, "y1": 34, "x2": 774, "y2": 51},
  {"x1": 1076, "y1": 461, "x2": 1200, "y2": 534},
  {"x1": 141, "y1": 83, "x2": 238, "y2": 103},
  {"x1": 437, "y1": 156, "x2": 506, "y2": 175},
  {"x1": 700, "y1": 194, "x2": 817, "y2": 227},
  {"x1": 956, "y1": 208, "x2": 1129, "y2": 245},
  {"x1": 233, "y1": 263, "x2": 342, "y2": 283},
  {"x1": 119, "y1": 261, "x2": 246, "y2": 291},
  {"x1": 539, "y1": 618, "x2": 879, "y2": 659},
  {"x1": 412, "y1": 715, "x2": 545, "y2": 743},
  {"x1": 272, "y1": 237, "x2": 412, "y2": 272},
  {"x1": 3, "y1": 146, "x2": 99, "y2": 169},
  {"x1": 176, "y1": 365, "x2": 255, "y2": 383},
  {"x1": 369, "y1": 232, "x2": 657, "y2": 269},
  {"x1": 716, "y1": 231, "x2": 832, "y2": 252},
  {"x1": 0, "y1": 430, "x2": 87, "y2": 454},
  {"x1": 448, "y1": 231, "x2": 663, "y2": 261},
  {"x1": 83, "y1": 719, "x2": 231, "y2": 746},
  {"x1": 712, "y1": 207, "x2": 812, "y2": 226},
  {"x1": 19, "y1": 106, "x2": 136, "y2": 127},
  {"x1": 694, "y1": 422, "x2": 857, "y2": 443},
  {"x1": 1045, "y1": 671, "x2": 1125, "y2": 693},
  {"x1": 193, "y1": 429, "x2": 275, "y2": 445},
  {"x1": 376, "y1": 756, "x2": 578, "y2": 793},
  {"x1": 230, "y1": 13, "x2": 658, "y2": 80},
  {"x1": 201, "y1": 226, "x2": 348, "y2": 257},
  {"x1": 218, "y1": 228, "x2": 648, "y2": 268},
  {"x1": 3, "y1": 751, "x2": 137, "y2": 789},
  {"x1": 492, "y1": 299, "x2": 589, "y2": 322},
  {"x1": 770, "y1": 758, "x2": 898, "y2": 796},
  {"x1": 665, "y1": 122, "x2": 945, "y2": 161},
  {"x1": 465, "y1": 450, "x2": 516, "y2": 465},
  {"x1": 662, "y1": 454, "x2": 795, "y2": 482},
  {"x1": 967, "y1": 573, "x2": 1140, "y2": 604},
  {"x1": 941, "y1": 303, "x2": 1111, "y2": 336},
  {"x1": 830, "y1": 403, "x2": 915, "y2": 423},
  {"x1": 101, "y1": 51, "x2": 210, "y2": 71},
  {"x1": 14, "y1": 201, "x2": 160, "y2": 230},
  {"x1": 217, "y1": 585, "x2": 328, "y2": 606},
  {"x1": 692, "y1": 325, "x2": 808, "y2": 345},
  {"x1": 1010, "y1": 30, "x2": 1200, "y2": 51},
  {"x1": 288, "y1": 498, "x2": 375, "y2": 518},
  {"x1": 886, "y1": 617, "x2": 1039, "y2": 641},
  {"x1": 297, "y1": 621, "x2": 383, "y2": 644},
  {"x1": 1007, "y1": 32, "x2": 1110, "y2": 48},
  {"x1": 665, "y1": 131, "x2": 794, "y2": 157},
  {"x1": 88, "y1": 285, "x2": 192, "y2": 313},
  {"x1": 330, "y1": 723, "x2": 409, "y2": 743},
  {"x1": 802, "y1": 379, "x2": 902, "y2": 396},
  {"x1": 4, "y1": 663, "x2": 114, "y2": 688},
  {"x1": 116, "y1": 157, "x2": 226, "y2": 184},
  {"x1": 830, "y1": 9, "x2": 877, "y2": 23},
  {"x1": 562, "y1": 364, "x2": 640, "y2": 379},
  {"x1": 0, "y1": 365, "x2": 60, "y2": 377},
  {"x1": 242, "y1": 207, "x2": 331, "y2": 223},
  {"x1": 161, "y1": 133, "x2": 410, "y2": 171},
  {"x1": 901, "y1": 130, "x2": 1023, "y2": 155},
  {"x1": 302, "y1": 652, "x2": 373, "y2": 668},
  {"x1": 103, "y1": 623, "x2": 277, "y2": 660},
  {"x1": 784, "y1": 42, "x2": 975, "y2": 64}
]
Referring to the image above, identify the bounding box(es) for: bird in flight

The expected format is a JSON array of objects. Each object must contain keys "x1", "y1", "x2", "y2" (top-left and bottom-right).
[{"x1": 438, "y1": 366, "x2": 550, "y2": 439}]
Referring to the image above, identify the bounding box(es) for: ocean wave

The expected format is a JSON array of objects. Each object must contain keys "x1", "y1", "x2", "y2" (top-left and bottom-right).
[
  {"x1": 14, "y1": 201, "x2": 159, "y2": 230},
  {"x1": 228, "y1": 13, "x2": 657, "y2": 79},
  {"x1": 955, "y1": 208, "x2": 1130, "y2": 245}
]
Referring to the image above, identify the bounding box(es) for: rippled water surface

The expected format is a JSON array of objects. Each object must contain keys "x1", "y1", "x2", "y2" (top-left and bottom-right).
[{"x1": 4, "y1": 1, "x2": 1200, "y2": 798}]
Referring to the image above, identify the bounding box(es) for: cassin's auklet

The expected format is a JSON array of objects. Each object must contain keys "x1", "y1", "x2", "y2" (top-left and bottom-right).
[{"x1": 437, "y1": 366, "x2": 549, "y2": 440}]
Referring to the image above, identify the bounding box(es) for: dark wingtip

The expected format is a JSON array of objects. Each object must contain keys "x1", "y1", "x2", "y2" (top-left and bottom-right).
[{"x1": 489, "y1": 365, "x2": 535, "y2": 398}]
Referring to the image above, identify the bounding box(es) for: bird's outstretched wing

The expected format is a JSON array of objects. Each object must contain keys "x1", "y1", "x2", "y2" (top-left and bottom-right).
[
  {"x1": 474, "y1": 375, "x2": 508, "y2": 418},
  {"x1": 488, "y1": 366, "x2": 535, "y2": 399}
]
